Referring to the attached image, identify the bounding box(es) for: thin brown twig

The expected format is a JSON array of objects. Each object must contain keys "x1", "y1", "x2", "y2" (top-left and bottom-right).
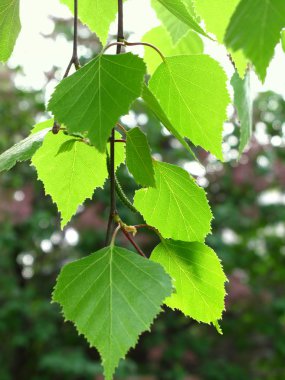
[
  {"x1": 124, "y1": 41, "x2": 165, "y2": 61},
  {"x1": 121, "y1": 229, "x2": 146, "y2": 258},
  {"x1": 53, "y1": 0, "x2": 80, "y2": 134},
  {"x1": 116, "y1": 122, "x2": 127, "y2": 134},
  {"x1": 103, "y1": 41, "x2": 125, "y2": 53},
  {"x1": 63, "y1": 0, "x2": 80, "y2": 78}
]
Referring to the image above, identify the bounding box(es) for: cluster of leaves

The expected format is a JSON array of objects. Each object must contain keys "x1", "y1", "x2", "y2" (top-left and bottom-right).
[
  {"x1": 1, "y1": 0, "x2": 285, "y2": 379},
  {"x1": 1, "y1": 71, "x2": 285, "y2": 380}
]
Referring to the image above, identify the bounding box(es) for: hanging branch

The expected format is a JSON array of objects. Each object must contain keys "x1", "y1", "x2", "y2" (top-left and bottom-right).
[
  {"x1": 105, "y1": 0, "x2": 125, "y2": 245},
  {"x1": 63, "y1": 0, "x2": 80, "y2": 78},
  {"x1": 52, "y1": 0, "x2": 80, "y2": 134}
]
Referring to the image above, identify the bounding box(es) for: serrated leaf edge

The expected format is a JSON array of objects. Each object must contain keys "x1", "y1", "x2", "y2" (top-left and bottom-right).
[{"x1": 51, "y1": 247, "x2": 174, "y2": 379}]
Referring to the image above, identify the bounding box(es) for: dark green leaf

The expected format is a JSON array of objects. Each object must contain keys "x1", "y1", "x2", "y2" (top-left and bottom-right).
[
  {"x1": 0, "y1": 122, "x2": 52, "y2": 172},
  {"x1": 225, "y1": 0, "x2": 285, "y2": 81},
  {"x1": 231, "y1": 71, "x2": 252, "y2": 154},
  {"x1": 53, "y1": 245, "x2": 173, "y2": 380},
  {"x1": 126, "y1": 127, "x2": 155, "y2": 187},
  {"x1": 48, "y1": 53, "x2": 146, "y2": 152}
]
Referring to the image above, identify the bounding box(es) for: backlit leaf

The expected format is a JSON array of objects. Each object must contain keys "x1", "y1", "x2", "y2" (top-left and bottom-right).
[
  {"x1": 194, "y1": 0, "x2": 239, "y2": 42},
  {"x1": 154, "y1": 0, "x2": 207, "y2": 40},
  {"x1": 134, "y1": 161, "x2": 212, "y2": 242},
  {"x1": 142, "y1": 26, "x2": 203, "y2": 75},
  {"x1": 60, "y1": 0, "x2": 117, "y2": 45},
  {"x1": 142, "y1": 85, "x2": 197, "y2": 158},
  {"x1": 32, "y1": 131, "x2": 125, "y2": 228},
  {"x1": 193, "y1": 0, "x2": 247, "y2": 76},
  {"x1": 0, "y1": 0, "x2": 21, "y2": 62},
  {"x1": 149, "y1": 55, "x2": 230, "y2": 160},
  {"x1": 53, "y1": 245, "x2": 172, "y2": 380},
  {"x1": 151, "y1": 240, "x2": 227, "y2": 323},
  {"x1": 151, "y1": 0, "x2": 193, "y2": 44}
]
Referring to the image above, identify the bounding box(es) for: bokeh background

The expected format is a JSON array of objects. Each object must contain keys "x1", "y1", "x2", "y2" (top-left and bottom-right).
[{"x1": 1, "y1": 1, "x2": 285, "y2": 379}]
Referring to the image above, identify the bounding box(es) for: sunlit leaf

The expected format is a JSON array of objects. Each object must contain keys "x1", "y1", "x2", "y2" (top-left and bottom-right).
[
  {"x1": 143, "y1": 26, "x2": 203, "y2": 75},
  {"x1": 151, "y1": 239, "x2": 227, "y2": 323},
  {"x1": 149, "y1": 55, "x2": 230, "y2": 160},
  {"x1": 60, "y1": 0, "x2": 117, "y2": 45},
  {"x1": 151, "y1": 0, "x2": 193, "y2": 44},
  {"x1": 142, "y1": 85, "x2": 197, "y2": 159},
  {"x1": 193, "y1": 0, "x2": 247, "y2": 76},
  {"x1": 155, "y1": 0, "x2": 207, "y2": 40},
  {"x1": 0, "y1": 0, "x2": 21, "y2": 62},
  {"x1": 134, "y1": 161, "x2": 212, "y2": 242},
  {"x1": 32, "y1": 131, "x2": 125, "y2": 228}
]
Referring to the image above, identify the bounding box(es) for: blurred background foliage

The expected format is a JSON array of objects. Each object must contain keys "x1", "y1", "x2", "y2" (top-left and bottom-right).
[{"x1": 1, "y1": 19, "x2": 285, "y2": 380}]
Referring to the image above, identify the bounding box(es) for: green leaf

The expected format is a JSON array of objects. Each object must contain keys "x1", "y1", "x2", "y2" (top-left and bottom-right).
[
  {"x1": 60, "y1": 0, "x2": 117, "y2": 45},
  {"x1": 151, "y1": 240, "x2": 227, "y2": 323},
  {"x1": 0, "y1": 119, "x2": 53, "y2": 172},
  {"x1": 134, "y1": 161, "x2": 212, "y2": 242},
  {"x1": 224, "y1": 0, "x2": 285, "y2": 82},
  {"x1": 0, "y1": 129, "x2": 50, "y2": 172},
  {"x1": 231, "y1": 71, "x2": 252, "y2": 154},
  {"x1": 0, "y1": 0, "x2": 21, "y2": 62},
  {"x1": 213, "y1": 320, "x2": 223, "y2": 335},
  {"x1": 229, "y1": 51, "x2": 248, "y2": 79},
  {"x1": 155, "y1": 0, "x2": 208, "y2": 39},
  {"x1": 32, "y1": 131, "x2": 125, "y2": 228},
  {"x1": 142, "y1": 26, "x2": 203, "y2": 75},
  {"x1": 151, "y1": 0, "x2": 191, "y2": 44},
  {"x1": 48, "y1": 53, "x2": 146, "y2": 152},
  {"x1": 194, "y1": 0, "x2": 239, "y2": 42},
  {"x1": 142, "y1": 85, "x2": 196, "y2": 158},
  {"x1": 193, "y1": 0, "x2": 247, "y2": 76},
  {"x1": 31, "y1": 119, "x2": 55, "y2": 134},
  {"x1": 281, "y1": 29, "x2": 285, "y2": 53},
  {"x1": 126, "y1": 127, "x2": 155, "y2": 187},
  {"x1": 149, "y1": 55, "x2": 230, "y2": 160},
  {"x1": 52, "y1": 245, "x2": 173, "y2": 380},
  {"x1": 56, "y1": 139, "x2": 78, "y2": 155}
]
